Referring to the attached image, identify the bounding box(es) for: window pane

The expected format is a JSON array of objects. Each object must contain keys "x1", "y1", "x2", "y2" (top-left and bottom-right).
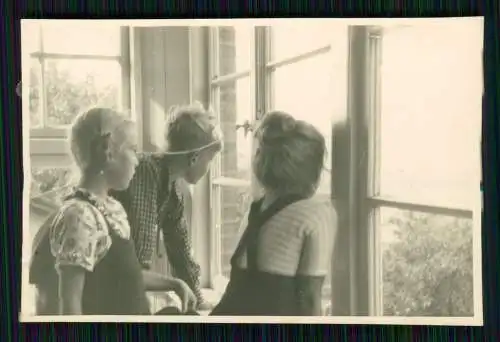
[
  {"x1": 380, "y1": 207, "x2": 474, "y2": 317},
  {"x1": 44, "y1": 59, "x2": 122, "y2": 126},
  {"x1": 218, "y1": 77, "x2": 253, "y2": 179},
  {"x1": 30, "y1": 166, "x2": 74, "y2": 201},
  {"x1": 380, "y1": 20, "x2": 483, "y2": 208},
  {"x1": 270, "y1": 22, "x2": 334, "y2": 61},
  {"x1": 217, "y1": 26, "x2": 252, "y2": 76},
  {"x1": 41, "y1": 22, "x2": 121, "y2": 56},
  {"x1": 271, "y1": 30, "x2": 348, "y2": 194},
  {"x1": 219, "y1": 185, "x2": 252, "y2": 277},
  {"x1": 28, "y1": 58, "x2": 42, "y2": 128}
]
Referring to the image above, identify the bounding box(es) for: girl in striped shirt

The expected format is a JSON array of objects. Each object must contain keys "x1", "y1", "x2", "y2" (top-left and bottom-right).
[{"x1": 212, "y1": 111, "x2": 337, "y2": 316}]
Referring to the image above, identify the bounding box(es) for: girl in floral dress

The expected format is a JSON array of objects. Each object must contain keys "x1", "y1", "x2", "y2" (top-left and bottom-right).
[{"x1": 30, "y1": 107, "x2": 196, "y2": 315}]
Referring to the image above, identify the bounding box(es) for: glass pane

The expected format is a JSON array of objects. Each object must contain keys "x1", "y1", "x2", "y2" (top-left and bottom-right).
[
  {"x1": 380, "y1": 207, "x2": 474, "y2": 317},
  {"x1": 30, "y1": 166, "x2": 75, "y2": 201},
  {"x1": 28, "y1": 58, "x2": 42, "y2": 128},
  {"x1": 44, "y1": 59, "x2": 122, "y2": 126},
  {"x1": 218, "y1": 77, "x2": 253, "y2": 179},
  {"x1": 217, "y1": 26, "x2": 252, "y2": 76},
  {"x1": 220, "y1": 185, "x2": 252, "y2": 277},
  {"x1": 271, "y1": 28, "x2": 348, "y2": 195},
  {"x1": 41, "y1": 22, "x2": 121, "y2": 56},
  {"x1": 270, "y1": 22, "x2": 334, "y2": 61},
  {"x1": 380, "y1": 20, "x2": 483, "y2": 208}
]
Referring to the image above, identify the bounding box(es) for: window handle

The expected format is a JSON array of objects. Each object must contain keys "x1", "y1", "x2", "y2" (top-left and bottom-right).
[{"x1": 235, "y1": 120, "x2": 254, "y2": 137}]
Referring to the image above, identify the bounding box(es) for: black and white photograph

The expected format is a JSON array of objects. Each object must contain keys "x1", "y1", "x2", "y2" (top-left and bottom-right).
[{"x1": 20, "y1": 18, "x2": 483, "y2": 324}]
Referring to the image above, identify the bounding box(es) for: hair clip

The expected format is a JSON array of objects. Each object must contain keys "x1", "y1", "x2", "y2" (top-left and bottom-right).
[{"x1": 166, "y1": 105, "x2": 179, "y2": 125}]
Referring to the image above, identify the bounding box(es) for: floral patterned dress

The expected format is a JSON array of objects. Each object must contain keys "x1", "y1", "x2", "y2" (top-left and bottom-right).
[{"x1": 47, "y1": 188, "x2": 151, "y2": 315}]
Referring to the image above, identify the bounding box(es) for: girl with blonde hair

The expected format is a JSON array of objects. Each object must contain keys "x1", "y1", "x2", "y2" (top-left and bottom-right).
[{"x1": 29, "y1": 107, "x2": 196, "y2": 315}]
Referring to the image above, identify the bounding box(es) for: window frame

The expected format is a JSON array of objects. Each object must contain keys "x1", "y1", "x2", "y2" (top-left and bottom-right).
[
  {"x1": 364, "y1": 26, "x2": 475, "y2": 316},
  {"x1": 204, "y1": 23, "x2": 477, "y2": 316},
  {"x1": 27, "y1": 23, "x2": 132, "y2": 168},
  {"x1": 207, "y1": 26, "x2": 257, "y2": 283},
  {"x1": 207, "y1": 25, "x2": 339, "y2": 309}
]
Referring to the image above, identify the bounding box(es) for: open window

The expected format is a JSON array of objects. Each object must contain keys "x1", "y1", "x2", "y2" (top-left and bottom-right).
[
  {"x1": 208, "y1": 23, "x2": 350, "y2": 314},
  {"x1": 362, "y1": 22, "x2": 481, "y2": 316},
  {"x1": 25, "y1": 21, "x2": 131, "y2": 214},
  {"x1": 206, "y1": 20, "x2": 482, "y2": 317}
]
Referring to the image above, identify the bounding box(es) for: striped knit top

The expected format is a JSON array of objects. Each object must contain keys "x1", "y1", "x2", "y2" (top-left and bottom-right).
[{"x1": 232, "y1": 196, "x2": 337, "y2": 278}]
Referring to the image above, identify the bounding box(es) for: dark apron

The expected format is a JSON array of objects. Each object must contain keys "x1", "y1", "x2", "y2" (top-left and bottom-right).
[
  {"x1": 29, "y1": 191, "x2": 151, "y2": 315},
  {"x1": 211, "y1": 195, "x2": 307, "y2": 316}
]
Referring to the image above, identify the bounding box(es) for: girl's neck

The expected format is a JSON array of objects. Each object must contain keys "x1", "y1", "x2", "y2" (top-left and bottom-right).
[
  {"x1": 161, "y1": 155, "x2": 185, "y2": 183},
  {"x1": 260, "y1": 191, "x2": 280, "y2": 212},
  {"x1": 78, "y1": 173, "x2": 109, "y2": 199}
]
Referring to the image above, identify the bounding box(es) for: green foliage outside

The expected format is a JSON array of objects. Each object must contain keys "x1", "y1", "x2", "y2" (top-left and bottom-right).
[
  {"x1": 382, "y1": 210, "x2": 474, "y2": 317},
  {"x1": 30, "y1": 59, "x2": 118, "y2": 198}
]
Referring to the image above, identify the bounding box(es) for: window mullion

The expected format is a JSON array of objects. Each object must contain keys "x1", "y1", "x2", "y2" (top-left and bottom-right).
[
  {"x1": 366, "y1": 27, "x2": 384, "y2": 316},
  {"x1": 247, "y1": 27, "x2": 267, "y2": 199},
  {"x1": 210, "y1": 70, "x2": 251, "y2": 86},
  {"x1": 266, "y1": 45, "x2": 331, "y2": 71},
  {"x1": 265, "y1": 27, "x2": 274, "y2": 114},
  {"x1": 254, "y1": 27, "x2": 267, "y2": 119},
  {"x1": 208, "y1": 27, "x2": 223, "y2": 283},
  {"x1": 120, "y1": 26, "x2": 131, "y2": 114},
  {"x1": 39, "y1": 24, "x2": 47, "y2": 128},
  {"x1": 347, "y1": 26, "x2": 373, "y2": 316}
]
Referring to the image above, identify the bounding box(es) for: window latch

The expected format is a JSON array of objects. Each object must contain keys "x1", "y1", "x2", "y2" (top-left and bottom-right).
[{"x1": 235, "y1": 120, "x2": 254, "y2": 137}]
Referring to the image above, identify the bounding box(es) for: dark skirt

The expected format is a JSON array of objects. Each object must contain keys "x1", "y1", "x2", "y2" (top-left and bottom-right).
[{"x1": 210, "y1": 267, "x2": 306, "y2": 316}]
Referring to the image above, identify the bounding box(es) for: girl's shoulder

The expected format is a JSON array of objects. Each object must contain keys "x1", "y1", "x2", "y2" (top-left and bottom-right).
[
  {"x1": 287, "y1": 196, "x2": 336, "y2": 218},
  {"x1": 52, "y1": 198, "x2": 109, "y2": 236},
  {"x1": 102, "y1": 196, "x2": 131, "y2": 240},
  {"x1": 132, "y1": 152, "x2": 163, "y2": 182},
  {"x1": 52, "y1": 193, "x2": 130, "y2": 240},
  {"x1": 283, "y1": 197, "x2": 338, "y2": 234}
]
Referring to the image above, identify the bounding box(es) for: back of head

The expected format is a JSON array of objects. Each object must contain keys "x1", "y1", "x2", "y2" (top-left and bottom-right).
[
  {"x1": 253, "y1": 111, "x2": 326, "y2": 197},
  {"x1": 69, "y1": 107, "x2": 132, "y2": 174},
  {"x1": 164, "y1": 102, "x2": 223, "y2": 154}
]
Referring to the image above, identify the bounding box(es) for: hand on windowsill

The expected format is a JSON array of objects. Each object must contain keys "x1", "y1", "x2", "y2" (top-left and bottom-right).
[{"x1": 197, "y1": 300, "x2": 215, "y2": 311}]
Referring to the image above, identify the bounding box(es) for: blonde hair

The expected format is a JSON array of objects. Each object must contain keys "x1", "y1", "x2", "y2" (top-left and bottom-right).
[
  {"x1": 253, "y1": 111, "x2": 326, "y2": 197},
  {"x1": 69, "y1": 107, "x2": 133, "y2": 174},
  {"x1": 164, "y1": 102, "x2": 223, "y2": 154}
]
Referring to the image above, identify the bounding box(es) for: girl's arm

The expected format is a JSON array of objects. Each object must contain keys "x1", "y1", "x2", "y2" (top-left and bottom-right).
[
  {"x1": 141, "y1": 269, "x2": 197, "y2": 312},
  {"x1": 141, "y1": 269, "x2": 182, "y2": 291},
  {"x1": 160, "y1": 181, "x2": 204, "y2": 305},
  {"x1": 126, "y1": 157, "x2": 160, "y2": 269},
  {"x1": 296, "y1": 209, "x2": 337, "y2": 316},
  {"x1": 50, "y1": 202, "x2": 111, "y2": 315},
  {"x1": 296, "y1": 229, "x2": 325, "y2": 316},
  {"x1": 58, "y1": 266, "x2": 86, "y2": 315}
]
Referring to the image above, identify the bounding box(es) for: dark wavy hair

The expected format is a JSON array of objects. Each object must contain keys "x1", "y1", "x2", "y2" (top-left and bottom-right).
[{"x1": 253, "y1": 111, "x2": 326, "y2": 197}]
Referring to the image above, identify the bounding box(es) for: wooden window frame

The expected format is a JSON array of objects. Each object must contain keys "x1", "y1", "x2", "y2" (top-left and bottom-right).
[
  {"x1": 357, "y1": 26, "x2": 476, "y2": 316},
  {"x1": 207, "y1": 26, "x2": 257, "y2": 286},
  {"x1": 206, "y1": 25, "x2": 340, "y2": 310},
  {"x1": 27, "y1": 24, "x2": 132, "y2": 168}
]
